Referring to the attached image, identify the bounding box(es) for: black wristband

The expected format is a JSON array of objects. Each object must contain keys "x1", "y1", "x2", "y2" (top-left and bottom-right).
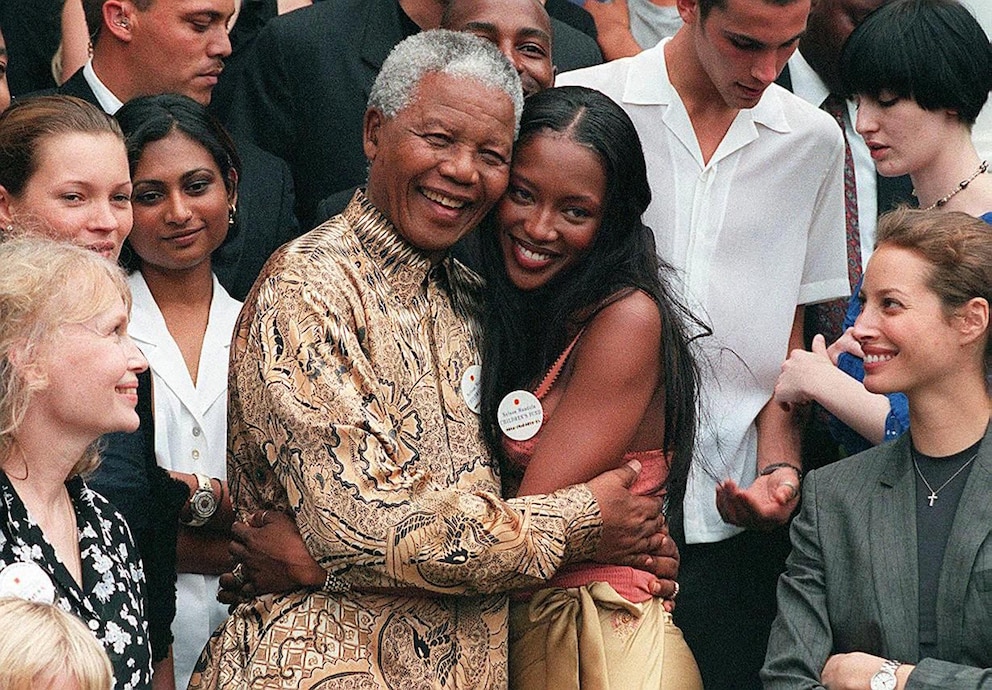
[{"x1": 758, "y1": 462, "x2": 803, "y2": 483}]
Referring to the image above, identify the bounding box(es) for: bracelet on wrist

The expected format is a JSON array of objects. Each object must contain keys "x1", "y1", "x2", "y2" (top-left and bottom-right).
[{"x1": 758, "y1": 462, "x2": 803, "y2": 484}]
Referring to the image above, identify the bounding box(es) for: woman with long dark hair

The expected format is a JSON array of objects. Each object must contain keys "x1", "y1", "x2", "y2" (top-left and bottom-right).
[{"x1": 477, "y1": 85, "x2": 703, "y2": 689}]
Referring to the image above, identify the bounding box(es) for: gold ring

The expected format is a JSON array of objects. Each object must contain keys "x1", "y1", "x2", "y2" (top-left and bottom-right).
[{"x1": 231, "y1": 563, "x2": 245, "y2": 586}]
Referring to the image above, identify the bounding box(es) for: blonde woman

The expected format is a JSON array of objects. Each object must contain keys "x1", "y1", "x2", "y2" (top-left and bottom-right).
[{"x1": 0, "y1": 237, "x2": 151, "y2": 689}]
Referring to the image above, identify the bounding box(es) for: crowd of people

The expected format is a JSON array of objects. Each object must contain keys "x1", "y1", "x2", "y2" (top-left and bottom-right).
[{"x1": 0, "y1": 0, "x2": 990, "y2": 689}]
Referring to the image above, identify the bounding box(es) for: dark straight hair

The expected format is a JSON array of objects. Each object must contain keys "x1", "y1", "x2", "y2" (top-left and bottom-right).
[{"x1": 840, "y1": 0, "x2": 992, "y2": 125}]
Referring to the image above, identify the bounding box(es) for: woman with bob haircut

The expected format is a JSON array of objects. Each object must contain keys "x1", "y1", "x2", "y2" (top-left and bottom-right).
[
  {"x1": 0, "y1": 597, "x2": 113, "y2": 690},
  {"x1": 0, "y1": 95, "x2": 132, "y2": 259},
  {"x1": 0, "y1": 236, "x2": 151, "y2": 689},
  {"x1": 475, "y1": 85, "x2": 704, "y2": 689},
  {"x1": 101, "y1": 93, "x2": 242, "y2": 690},
  {"x1": 773, "y1": 0, "x2": 992, "y2": 453},
  {"x1": 763, "y1": 208, "x2": 992, "y2": 689}
]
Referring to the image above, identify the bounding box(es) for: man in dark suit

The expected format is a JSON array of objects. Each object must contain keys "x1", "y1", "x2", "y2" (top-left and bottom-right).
[
  {"x1": 58, "y1": 0, "x2": 300, "y2": 301},
  {"x1": 219, "y1": 0, "x2": 602, "y2": 228},
  {"x1": 778, "y1": 0, "x2": 912, "y2": 281},
  {"x1": 313, "y1": 0, "x2": 568, "y2": 226}
]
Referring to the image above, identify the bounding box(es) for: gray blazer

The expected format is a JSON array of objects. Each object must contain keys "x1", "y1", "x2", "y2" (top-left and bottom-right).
[{"x1": 762, "y1": 426, "x2": 992, "y2": 689}]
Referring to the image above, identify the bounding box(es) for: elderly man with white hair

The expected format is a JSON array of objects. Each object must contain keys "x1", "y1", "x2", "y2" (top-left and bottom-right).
[{"x1": 190, "y1": 30, "x2": 674, "y2": 690}]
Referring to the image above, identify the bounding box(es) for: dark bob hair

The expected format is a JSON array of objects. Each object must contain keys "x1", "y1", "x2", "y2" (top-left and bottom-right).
[
  {"x1": 840, "y1": 0, "x2": 992, "y2": 125},
  {"x1": 113, "y1": 93, "x2": 241, "y2": 272}
]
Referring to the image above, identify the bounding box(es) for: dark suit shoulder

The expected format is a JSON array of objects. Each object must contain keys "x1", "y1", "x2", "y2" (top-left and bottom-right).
[
  {"x1": 263, "y1": 0, "x2": 397, "y2": 56},
  {"x1": 551, "y1": 18, "x2": 604, "y2": 73},
  {"x1": 546, "y1": 0, "x2": 597, "y2": 38},
  {"x1": 20, "y1": 68, "x2": 99, "y2": 106}
]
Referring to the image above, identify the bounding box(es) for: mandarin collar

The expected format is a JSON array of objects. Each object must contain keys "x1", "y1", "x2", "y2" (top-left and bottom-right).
[{"x1": 343, "y1": 189, "x2": 454, "y2": 298}]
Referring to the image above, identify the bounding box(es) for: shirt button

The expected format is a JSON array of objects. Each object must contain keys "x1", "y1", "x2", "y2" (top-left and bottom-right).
[
  {"x1": 192, "y1": 427, "x2": 201, "y2": 437},
  {"x1": 192, "y1": 449, "x2": 200, "y2": 459},
  {"x1": 88, "y1": 619, "x2": 99, "y2": 630}
]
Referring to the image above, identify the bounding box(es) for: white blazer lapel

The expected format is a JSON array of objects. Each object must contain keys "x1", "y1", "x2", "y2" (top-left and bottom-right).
[
  {"x1": 194, "y1": 277, "x2": 241, "y2": 412},
  {"x1": 127, "y1": 272, "x2": 201, "y2": 421}
]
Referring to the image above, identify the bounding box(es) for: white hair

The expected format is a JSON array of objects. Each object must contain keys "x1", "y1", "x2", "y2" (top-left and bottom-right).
[{"x1": 367, "y1": 29, "x2": 524, "y2": 135}]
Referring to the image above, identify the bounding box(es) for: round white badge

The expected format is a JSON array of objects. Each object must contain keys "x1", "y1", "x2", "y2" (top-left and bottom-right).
[
  {"x1": 0, "y1": 561, "x2": 56, "y2": 604},
  {"x1": 460, "y1": 364, "x2": 483, "y2": 414},
  {"x1": 497, "y1": 390, "x2": 544, "y2": 441}
]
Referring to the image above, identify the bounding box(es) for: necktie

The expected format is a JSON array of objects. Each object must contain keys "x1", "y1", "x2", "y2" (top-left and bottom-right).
[{"x1": 811, "y1": 93, "x2": 861, "y2": 343}]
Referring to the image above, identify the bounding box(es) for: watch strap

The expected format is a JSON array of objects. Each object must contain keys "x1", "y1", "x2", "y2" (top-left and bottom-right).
[
  {"x1": 870, "y1": 658, "x2": 901, "y2": 690},
  {"x1": 195, "y1": 472, "x2": 211, "y2": 494}
]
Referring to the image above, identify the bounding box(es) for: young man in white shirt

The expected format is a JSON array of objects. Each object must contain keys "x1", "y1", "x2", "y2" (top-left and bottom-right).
[{"x1": 557, "y1": 0, "x2": 847, "y2": 685}]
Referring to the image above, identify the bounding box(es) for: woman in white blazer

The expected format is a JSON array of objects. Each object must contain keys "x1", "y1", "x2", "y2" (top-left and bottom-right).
[{"x1": 110, "y1": 94, "x2": 244, "y2": 690}]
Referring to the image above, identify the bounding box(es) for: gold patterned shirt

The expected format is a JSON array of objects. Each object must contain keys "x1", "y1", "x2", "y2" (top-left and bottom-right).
[{"x1": 190, "y1": 192, "x2": 602, "y2": 689}]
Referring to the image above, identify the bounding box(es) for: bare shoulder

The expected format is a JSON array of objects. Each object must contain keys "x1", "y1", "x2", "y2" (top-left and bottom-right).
[{"x1": 585, "y1": 289, "x2": 662, "y2": 340}]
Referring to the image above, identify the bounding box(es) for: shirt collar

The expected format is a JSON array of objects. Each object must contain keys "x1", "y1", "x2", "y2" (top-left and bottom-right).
[
  {"x1": 83, "y1": 59, "x2": 124, "y2": 115},
  {"x1": 621, "y1": 37, "x2": 792, "y2": 135},
  {"x1": 343, "y1": 189, "x2": 437, "y2": 298},
  {"x1": 787, "y1": 51, "x2": 830, "y2": 109}
]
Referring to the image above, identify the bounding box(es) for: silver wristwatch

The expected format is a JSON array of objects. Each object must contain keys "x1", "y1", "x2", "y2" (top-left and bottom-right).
[
  {"x1": 183, "y1": 472, "x2": 218, "y2": 527},
  {"x1": 869, "y1": 658, "x2": 901, "y2": 690}
]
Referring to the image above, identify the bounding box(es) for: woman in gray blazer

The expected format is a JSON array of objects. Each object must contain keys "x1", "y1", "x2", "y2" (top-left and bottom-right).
[{"x1": 762, "y1": 207, "x2": 992, "y2": 690}]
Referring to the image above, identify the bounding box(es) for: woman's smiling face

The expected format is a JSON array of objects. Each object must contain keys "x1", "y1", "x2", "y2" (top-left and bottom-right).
[{"x1": 497, "y1": 132, "x2": 606, "y2": 291}]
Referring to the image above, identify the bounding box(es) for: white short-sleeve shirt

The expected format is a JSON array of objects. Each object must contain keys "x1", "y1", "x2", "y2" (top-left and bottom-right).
[{"x1": 558, "y1": 39, "x2": 848, "y2": 543}]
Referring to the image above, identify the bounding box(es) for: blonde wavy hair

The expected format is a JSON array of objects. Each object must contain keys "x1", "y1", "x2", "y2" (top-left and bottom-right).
[
  {"x1": 0, "y1": 236, "x2": 132, "y2": 477},
  {"x1": 0, "y1": 597, "x2": 113, "y2": 690}
]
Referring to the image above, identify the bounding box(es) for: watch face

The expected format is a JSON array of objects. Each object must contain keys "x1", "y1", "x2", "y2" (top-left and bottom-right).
[
  {"x1": 870, "y1": 671, "x2": 897, "y2": 690},
  {"x1": 192, "y1": 490, "x2": 217, "y2": 519}
]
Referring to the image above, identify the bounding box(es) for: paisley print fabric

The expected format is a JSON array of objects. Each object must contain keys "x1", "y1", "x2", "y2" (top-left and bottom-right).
[
  {"x1": 0, "y1": 471, "x2": 152, "y2": 689},
  {"x1": 190, "y1": 192, "x2": 602, "y2": 689}
]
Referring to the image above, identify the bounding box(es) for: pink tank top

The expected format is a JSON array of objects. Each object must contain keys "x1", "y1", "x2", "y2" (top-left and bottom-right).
[{"x1": 502, "y1": 329, "x2": 671, "y2": 603}]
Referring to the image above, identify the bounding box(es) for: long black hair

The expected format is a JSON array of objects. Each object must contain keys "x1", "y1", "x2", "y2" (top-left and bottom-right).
[{"x1": 477, "y1": 86, "x2": 705, "y2": 520}]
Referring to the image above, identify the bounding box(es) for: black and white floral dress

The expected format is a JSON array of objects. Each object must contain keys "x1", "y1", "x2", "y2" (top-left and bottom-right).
[{"x1": 0, "y1": 470, "x2": 152, "y2": 690}]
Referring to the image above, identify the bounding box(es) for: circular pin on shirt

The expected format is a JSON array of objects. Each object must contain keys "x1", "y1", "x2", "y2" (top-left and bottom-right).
[
  {"x1": 0, "y1": 561, "x2": 56, "y2": 604},
  {"x1": 461, "y1": 364, "x2": 482, "y2": 415},
  {"x1": 498, "y1": 390, "x2": 544, "y2": 441}
]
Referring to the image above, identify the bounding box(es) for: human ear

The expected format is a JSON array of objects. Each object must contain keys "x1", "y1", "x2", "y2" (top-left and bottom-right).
[
  {"x1": 103, "y1": 1, "x2": 135, "y2": 42},
  {"x1": 226, "y1": 167, "x2": 239, "y2": 209},
  {"x1": 362, "y1": 108, "x2": 384, "y2": 162},
  {"x1": 676, "y1": 0, "x2": 700, "y2": 25},
  {"x1": 956, "y1": 297, "x2": 990, "y2": 347},
  {"x1": 0, "y1": 185, "x2": 16, "y2": 230},
  {"x1": 7, "y1": 341, "x2": 48, "y2": 391}
]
